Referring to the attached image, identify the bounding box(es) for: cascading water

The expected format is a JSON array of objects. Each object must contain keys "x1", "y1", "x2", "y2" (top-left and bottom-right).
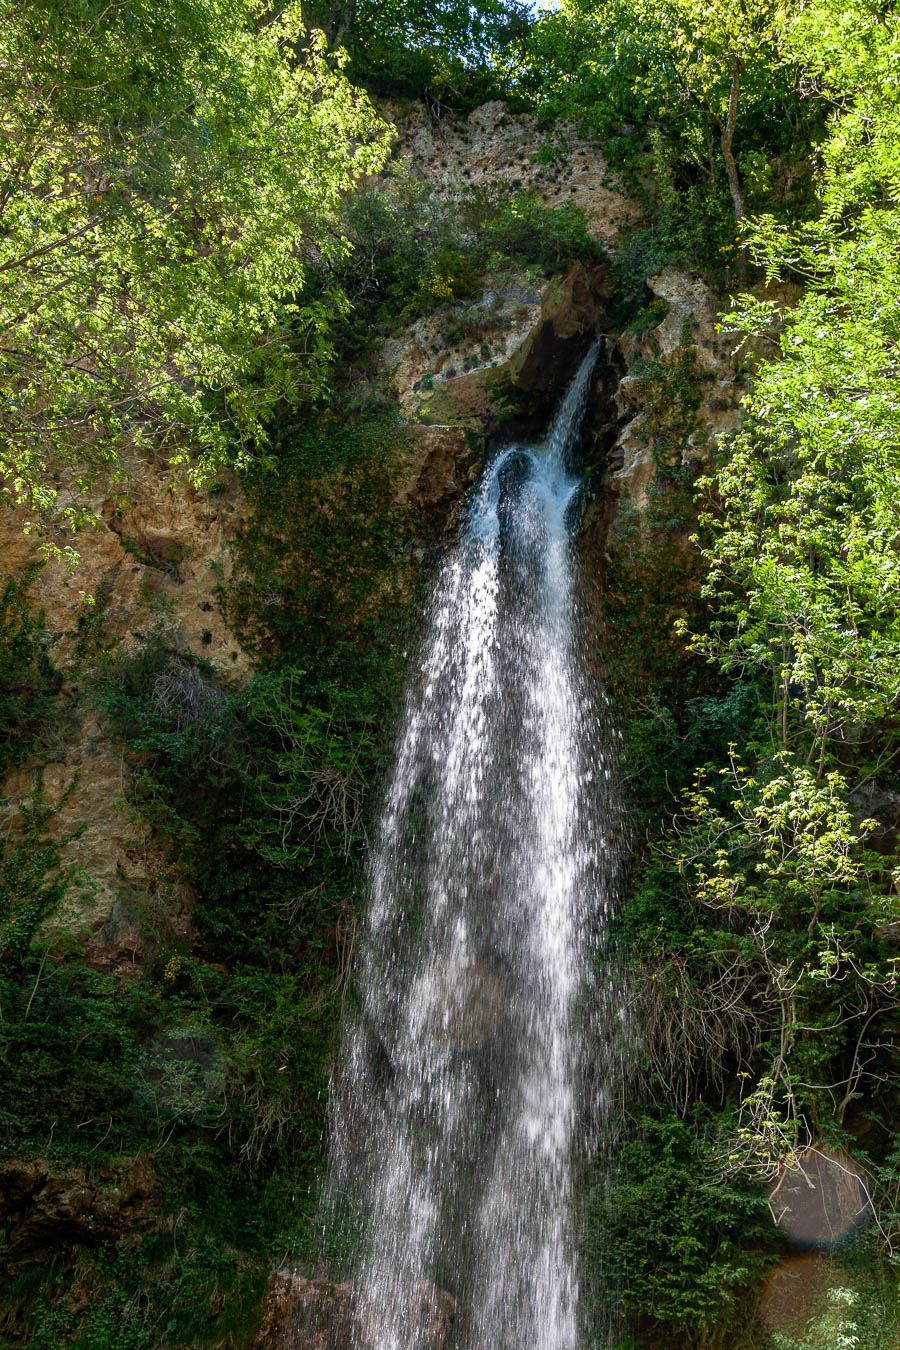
[{"x1": 328, "y1": 342, "x2": 618, "y2": 1349}]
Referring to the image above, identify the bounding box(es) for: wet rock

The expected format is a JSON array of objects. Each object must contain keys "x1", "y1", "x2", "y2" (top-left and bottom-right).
[
  {"x1": 251, "y1": 1271, "x2": 455, "y2": 1350},
  {"x1": 423, "y1": 956, "x2": 508, "y2": 1050},
  {"x1": 251, "y1": 1274, "x2": 354, "y2": 1350},
  {"x1": 757, "y1": 1253, "x2": 847, "y2": 1340},
  {"x1": 82, "y1": 899, "x2": 145, "y2": 978},
  {"x1": 0, "y1": 1155, "x2": 162, "y2": 1271}
]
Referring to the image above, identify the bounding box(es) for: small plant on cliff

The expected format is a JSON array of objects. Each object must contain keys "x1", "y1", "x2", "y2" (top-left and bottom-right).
[
  {"x1": 0, "y1": 778, "x2": 88, "y2": 971},
  {"x1": 0, "y1": 566, "x2": 59, "y2": 775}
]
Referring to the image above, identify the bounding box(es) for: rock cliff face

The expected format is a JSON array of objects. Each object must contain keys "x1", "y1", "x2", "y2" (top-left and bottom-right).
[
  {"x1": 611, "y1": 267, "x2": 746, "y2": 510},
  {"x1": 0, "y1": 457, "x2": 249, "y2": 948},
  {"x1": 0, "y1": 1155, "x2": 161, "y2": 1273},
  {"x1": 391, "y1": 99, "x2": 641, "y2": 249},
  {"x1": 0, "y1": 97, "x2": 752, "y2": 1349},
  {"x1": 0, "y1": 96, "x2": 743, "y2": 959}
]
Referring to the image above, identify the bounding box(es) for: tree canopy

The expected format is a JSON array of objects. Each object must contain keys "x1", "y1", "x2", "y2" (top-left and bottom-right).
[{"x1": 0, "y1": 0, "x2": 389, "y2": 542}]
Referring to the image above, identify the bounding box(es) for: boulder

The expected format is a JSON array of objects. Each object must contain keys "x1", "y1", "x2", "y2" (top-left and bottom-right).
[
  {"x1": 0, "y1": 1155, "x2": 161, "y2": 1271},
  {"x1": 251, "y1": 1271, "x2": 454, "y2": 1350}
]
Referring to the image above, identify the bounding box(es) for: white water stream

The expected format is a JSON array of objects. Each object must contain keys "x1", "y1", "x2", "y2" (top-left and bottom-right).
[{"x1": 328, "y1": 344, "x2": 617, "y2": 1349}]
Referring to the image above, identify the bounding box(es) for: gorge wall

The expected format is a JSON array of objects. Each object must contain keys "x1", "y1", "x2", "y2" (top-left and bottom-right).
[
  {"x1": 0, "y1": 99, "x2": 752, "y2": 1349},
  {"x1": 0, "y1": 98, "x2": 743, "y2": 939}
]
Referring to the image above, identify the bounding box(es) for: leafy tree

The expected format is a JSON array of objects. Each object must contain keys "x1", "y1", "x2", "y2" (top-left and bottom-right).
[
  {"x1": 672, "y1": 754, "x2": 899, "y2": 1168},
  {"x1": 694, "y1": 0, "x2": 900, "y2": 763},
  {"x1": 667, "y1": 0, "x2": 900, "y2": 1194},
  {"x1": 515, "y1": 0, "x2": 791, "y2": 206},
  {"x1": 621, "y1": 0, "x2": 789, "y2": 223},
  {"x1": 331, "y1": 0, "x2": 533, "y2": 103},
  {"x1": 0, "y1": 0, "x2": 389, "y2": 543}
]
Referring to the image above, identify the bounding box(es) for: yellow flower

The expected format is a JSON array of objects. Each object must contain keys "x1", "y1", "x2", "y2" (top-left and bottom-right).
[{"x1": 163, "y1": 954, "x2": 182, "y2": 983}]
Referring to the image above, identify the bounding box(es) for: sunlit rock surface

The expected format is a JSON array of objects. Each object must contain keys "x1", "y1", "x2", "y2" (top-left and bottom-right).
[
  {"x1": 612, "y1": 268, "x2": 745, "y2": 510},
  {"x1": 389, "y1": 99, "x2": 641, "y2": 250}
]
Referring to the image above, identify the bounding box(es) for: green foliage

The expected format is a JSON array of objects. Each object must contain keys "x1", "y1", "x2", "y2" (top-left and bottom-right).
[
  {"x1": 20, "y1": 1240, "x2": 267, "y2": 1350},
  {"x1": 695, "y1": 1, "x2": 900, "y2": 749},
  {"x1": 308, "y1": 175, "x2": 604, "y2": 360},
  {"x1": 334, "y1": 0, "x2": 533, "y2": 104},
  {"x1": 696, "y1": 220, "x2": 900, "y2": 750},
  {"x1": 0, "y1": 779, "x2": 88, "y2": 972},
  {"x1": 0, "y1": 0, "x2": 389, "y2": 541},
  {"x1": 99, "y1": 649, "x2": 383, "y2": 909},
  {"x1": 0, "y1": 566, "x2": 59, "y2": 776},
  {"x1": 509, "y1": 0, "x2": 820, "y2": 274},
  {"x1": 648, "y1": 1, "x2": 900, "y2": 1201},
  {"x1": 0, "y1": 960, "x2": 158, "y2": 1153},
  {"x1": 667, "y1": 754, "x2": 898, "y2": 1164},
  {"x1": 465, "y1": 188, "x2": 606, "y2": 271},
  {"x1": 590, "y1": 11, "x2": 900, "y2": 1340},
  {"x1": 589, "y1": 1114, "x2": 769, "y2": 1342},
  {"x1": 629, "y1": 340, "x2": 704, "y2": 470}
]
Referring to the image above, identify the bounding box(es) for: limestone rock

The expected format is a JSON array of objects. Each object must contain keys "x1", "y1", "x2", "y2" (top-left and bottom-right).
[
  {"x1": 379, "y1": 280, "x2": 543, "y2": 415},
  {"x1": 0, "y1": 1155, "x2": 161, "y2": 1271},
  {"x1": 1, "y1": 712, "x2": 150, "y2": 936},
  {"x1": 611, "y1": 268, "x2": 747, "y2": 509},
  {"x1": 394, "y1": 424, "x2": 474, "y2": 532},
  {"x1": 0, "y1": 449, "x2": 252, "y2": 937},
  {"x1": 382, "y1": 262, "x2": 609, "y2": 432},
  {"x1": 251, "y1": 1271, "x2": 455, "y2": 1350},
  {"x1": 389, "y1": 99, "x2": 641, "y2": 251},
  {"x1": 0, "y1": 454, "x2": 250, "y2": 680},
  {"x1": 375, "y1": 99, "x2": 638, "y2": 436}
]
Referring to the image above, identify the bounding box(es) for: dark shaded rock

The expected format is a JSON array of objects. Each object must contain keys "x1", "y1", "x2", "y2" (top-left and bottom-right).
[
  {"x1": 82, "y1": 899, "x2": 145, "y2": 978},
  {"x1": 851, "y1": 779, "x2": 900, "y2": 854},
  {"x1": 0, "y1": 1154, "x2": 161, "y2": 1271},
  {"x1": 767, "y1": 1146, "x2": 870, "y2": 1248},
  {"x1": 505, "y1": 262, "x2": 610, "y2": 415},
  {"x1": 398, "y1": 424, "x2": 474, "y2": 536}
]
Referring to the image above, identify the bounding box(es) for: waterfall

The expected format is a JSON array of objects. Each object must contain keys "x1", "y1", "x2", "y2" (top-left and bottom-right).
[{"x1": 328, "y1": 342, "x2": 618, "y2": 1349}]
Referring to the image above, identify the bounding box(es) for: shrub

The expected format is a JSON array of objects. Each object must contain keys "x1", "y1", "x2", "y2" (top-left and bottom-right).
[{"x1": 588, "y1": 1114, "x2": 770, "y2": 1344}]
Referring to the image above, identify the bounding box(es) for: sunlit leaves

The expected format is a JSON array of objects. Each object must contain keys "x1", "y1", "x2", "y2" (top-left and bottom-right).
[
  {"x1": 0, "y1": 0, "x2": 390, "y2": 536},
  {"x1": 692, "y1": 202, "x2": 900, "y2": 743}
]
